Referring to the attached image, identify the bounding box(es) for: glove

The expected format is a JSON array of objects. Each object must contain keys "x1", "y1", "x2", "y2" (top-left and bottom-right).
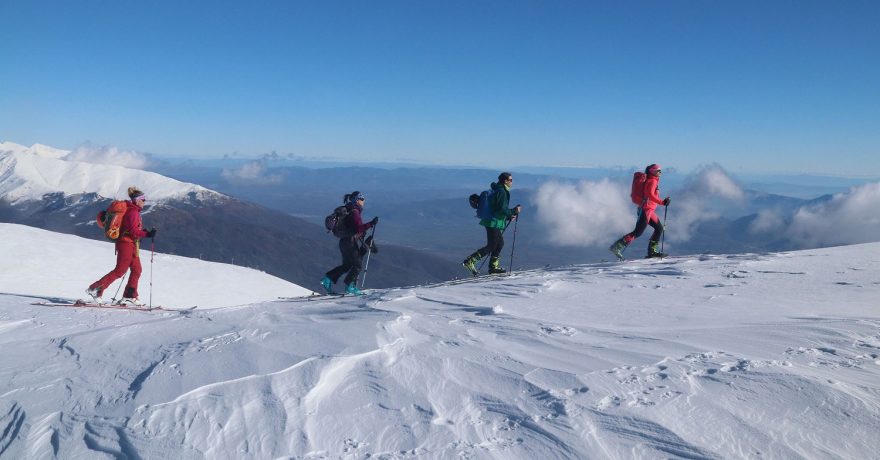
[
  {"x1": 365, "y1": 235, "x2": 378, "y2": 254},
  {"x1": 146, "y1": 228, "x2": 157, "y2": 238},
  {"x1": 663, "y1": 197, "x2": 671, "y2": 206},
  {"x1": 370, "y1": 216, "x2": 379, "y2": 226}
]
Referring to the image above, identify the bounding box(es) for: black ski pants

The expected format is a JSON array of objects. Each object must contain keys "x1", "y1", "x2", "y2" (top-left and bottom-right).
[
  {"x1": 476, "y1": 226, "x2": 505, "y2": 260},
  {"x1": 326, "y1": 237, "x2": 363, "y2": 285},
  {"x1": 626, "y1": 209, "x2": 664, "y2": 243}
]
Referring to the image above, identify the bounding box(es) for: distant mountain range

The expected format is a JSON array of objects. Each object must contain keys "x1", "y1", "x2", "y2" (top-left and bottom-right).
[{"x1": 0, "y1": 142, "x2": 460, "y2": 291}]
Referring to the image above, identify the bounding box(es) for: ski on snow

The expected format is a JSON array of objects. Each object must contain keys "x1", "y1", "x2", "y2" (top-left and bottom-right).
[
  {"x1": 275, "y1": 292, "x2": 374, "y2": 303},
  {"x1": 31, "y1": 299, "x2": 195, "y2": 313}
]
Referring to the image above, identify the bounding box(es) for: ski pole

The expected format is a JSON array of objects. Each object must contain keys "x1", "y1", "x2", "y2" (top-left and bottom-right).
[
  {"x1": 478, "y1": 218, "x2": 512, "y2": 272},
  {"x1": 111, "y1": 272, "x2": 128, "y2": 304},
  {"x1": 661, "y1": 204, "x2": 668, "y2": 256},
  {"x1": 508, "y1": 214, "x2": 519, "y2": 274},
  {"x1": 149, "y1": 237, "x2": 154, "y2": 311},
  {"x1": 359, "y1": 224, "x2": 377, "y2": 289}
]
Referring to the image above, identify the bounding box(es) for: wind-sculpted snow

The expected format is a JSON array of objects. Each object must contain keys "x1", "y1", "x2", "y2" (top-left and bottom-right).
[{"x1": 1, "y1": 244, "x2": 879, "y2": 458}]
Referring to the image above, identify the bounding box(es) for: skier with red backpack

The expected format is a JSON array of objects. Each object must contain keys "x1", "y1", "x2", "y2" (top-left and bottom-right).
[
  {"x1": 321, "y1": 191, "x2": 378, "y2": 296},
  {"x1": 87, "y1": 187, "x2": 157, "y2": 305},
  {"x1": 610, "y1": 164, "x2": 671, "y2": 260}
]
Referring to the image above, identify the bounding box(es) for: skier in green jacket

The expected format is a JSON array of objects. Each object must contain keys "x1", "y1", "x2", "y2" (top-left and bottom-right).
[{"x1": 462, "y1": 172, "x2": 521, "y2": 276}]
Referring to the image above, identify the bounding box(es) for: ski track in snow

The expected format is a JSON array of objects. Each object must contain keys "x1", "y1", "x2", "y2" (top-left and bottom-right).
[{"x1": 2, "y1": 246, "x2": 880, "y2": 458}]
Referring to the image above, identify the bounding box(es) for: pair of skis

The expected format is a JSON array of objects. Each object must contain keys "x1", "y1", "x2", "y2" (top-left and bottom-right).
[
  {"x1": 276, "y1": 290, "x2": 374, "y2": 303},
  {"x1": 610, "y1": 253, "x2": 669, "y2": 262},
  {"x1": 31, "y1": 299, "x2": 195, "y2": 313}
]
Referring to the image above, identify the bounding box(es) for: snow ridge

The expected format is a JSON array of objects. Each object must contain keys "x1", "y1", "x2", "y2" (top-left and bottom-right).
[
  {"x1": 1, "y1": 238, "x2": 878, "y2": 458},
  {"x1": 0, "y1": 223, "x2": 311, "y2": 308}
]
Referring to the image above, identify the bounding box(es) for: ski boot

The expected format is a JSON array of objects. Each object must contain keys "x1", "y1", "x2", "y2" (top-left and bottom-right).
[
  {"x1": 86, "y1": 287, "x2": 104, "y2": 304},
  {"x1": 609, "y1": 238, "x2": 628, "y2": 261},
  {"x1": 321, "y1": 276, "x2": 335, "y2": 294},
  {"x1": 119, "y1": 297, "x2": 146, "y2": 307},
  {"x1": 345, "y1": 282, "x2": 364, "y2": 296},
  {"x1": 462, "y1": 253, "x2": 481, "y2": 277},
  {"x1": 646, "y1": 241, "x2": 667, "y2": 259},
  {"x1": 488, "y1": 257, "x2": 506, "y2": 274}
]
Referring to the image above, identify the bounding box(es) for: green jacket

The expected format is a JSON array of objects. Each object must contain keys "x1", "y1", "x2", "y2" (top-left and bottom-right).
[{"x1": 480, "y1": 181, "x2": 516, "y2": 229}]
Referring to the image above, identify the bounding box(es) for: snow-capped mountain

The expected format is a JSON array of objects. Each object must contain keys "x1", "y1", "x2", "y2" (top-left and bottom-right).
[
  {"x1": 0, "y1": 141, "x2": 69, "y2": 159},
  {"x1": 0, "y1": 238, "x2": 877, "y2": 458},
  {"x1": 0, "y1": 141, "x2": 223, "y2": 203}
]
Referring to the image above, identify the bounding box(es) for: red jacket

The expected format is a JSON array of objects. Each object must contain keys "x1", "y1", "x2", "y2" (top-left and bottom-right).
[
  {"x1": 118, "y1": 201, "x2": 148, "y2": 243},
  {"x1": 641, "y1": 175, "x2": 664, "y2": 212}
]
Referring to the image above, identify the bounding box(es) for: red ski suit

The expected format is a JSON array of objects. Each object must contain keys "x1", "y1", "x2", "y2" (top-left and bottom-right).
[
  {"x1": 624, "y1": 174, "x2": 665, "y2": 244},
  {"x1": 89, "y1": 201, "x2": 149, "y2": 298},
  {"x1": 640, "y1": 174, "x2": 665, "y2": 220}
]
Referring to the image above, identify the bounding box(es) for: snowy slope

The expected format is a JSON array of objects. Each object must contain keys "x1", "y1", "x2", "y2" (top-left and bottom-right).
[
  {"x1": 0, "y1": 141, "x2": 221, "y2": 203},
  {"x1": 0, "y1": 141, "x2": 69, "y2": 159},
  {"x1": 0, "y1": 241, "x2": 878, "y2": 458},
  {"x1": 0, "y1": 223, "x2": 313, "y2": 308}
]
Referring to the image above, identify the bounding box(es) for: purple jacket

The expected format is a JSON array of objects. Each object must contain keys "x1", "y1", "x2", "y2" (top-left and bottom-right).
[{"x1": 345, "y1": 203, "x2": 374, "y2": 238}]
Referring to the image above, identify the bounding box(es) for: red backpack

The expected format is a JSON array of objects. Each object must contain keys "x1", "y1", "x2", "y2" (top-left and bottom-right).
[
  {"x1": 96, "y1": 200, "x2": 128, "y2": 241},
  {"x1": 630, "y1": 172, "x2": 647, "y2": 205}
]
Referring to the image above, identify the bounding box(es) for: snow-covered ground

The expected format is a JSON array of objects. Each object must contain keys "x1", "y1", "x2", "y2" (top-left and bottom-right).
[
  {"x1": 1, "y1": 228, "x2": 878, "y2": 458},
  {"x1": 0, "y1": 224, "x2": 312, "y2": 309}
]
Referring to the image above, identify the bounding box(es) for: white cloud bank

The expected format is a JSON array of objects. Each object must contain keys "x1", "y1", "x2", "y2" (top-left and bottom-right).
[
  {"x1": 222, "y1": 159, "x2": 283, "y2": 185},
  {"x1": 537, "y1": 163, "x2": 880, "y2": 250},
  {"x1": 535, "y1": 165, "x2": 747, "y2": 247},
  {"x1": 781, "y1": 182, "x2": 880, "y2": 247},
  {"x1": 64, "y1": 144, "x2": 154, "y2": 170},
  {"x1": 668, "y1": 164, "x2": 746, "y2": 242},
  {"x1": 533, "y1": 179, "x2": 634, "y2": 247}
]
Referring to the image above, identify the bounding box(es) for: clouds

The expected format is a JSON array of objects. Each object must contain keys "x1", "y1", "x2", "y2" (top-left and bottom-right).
[
  {"x1": 785, "y1": 182, "x2": 880, "y2": 247},
  {"x1": 533, "y1": 179, "x2": 634, "y2": 247},
  {"x1": 535, "y1": 163, "x2": 880, "y2": 252},
  {"x1": 749, "y1": 209, "x2": 788, "y2": 235},
  {"x1": 534, "y1": 164, "x2": 748, "y2": 247},
  {"x1": 221, "y1": 159, "x2": 283, "y2": 185},
  {"x1": 64, "y1": 144, "x2": 153, "y2": 169},
  {"x1": 667, "y1": 164, "x2": 746, "y2": 242}
]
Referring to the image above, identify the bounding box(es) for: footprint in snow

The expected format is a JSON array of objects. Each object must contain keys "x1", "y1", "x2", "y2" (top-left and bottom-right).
[{"x1": 539, "y1": 324, "x2": 577, "y2": 336}]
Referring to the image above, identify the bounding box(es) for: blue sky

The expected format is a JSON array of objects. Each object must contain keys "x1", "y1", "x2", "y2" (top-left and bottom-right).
[{"x1": 2, "y1": 0, "x2": 878, "y2": 175}]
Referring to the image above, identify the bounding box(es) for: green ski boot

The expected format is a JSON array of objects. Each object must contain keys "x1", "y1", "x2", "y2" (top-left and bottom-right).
[
  {"x1": 462, "y1": 254, "x2": 481, "y2": 277},
  {"x1": 646, "y1": 240, "x2": 667, "y2": 259},
  {"x1": 609, "y1": 238, "x2": 627, "y2": 261},
  {"x1": 488, "y1": 257, "x2": 506, "y2": 274}
]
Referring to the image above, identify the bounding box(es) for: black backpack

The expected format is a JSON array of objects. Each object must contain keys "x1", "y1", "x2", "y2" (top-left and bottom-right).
[{"x1": 325, "y1": 205, "x2": 355, "y2": 238}]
